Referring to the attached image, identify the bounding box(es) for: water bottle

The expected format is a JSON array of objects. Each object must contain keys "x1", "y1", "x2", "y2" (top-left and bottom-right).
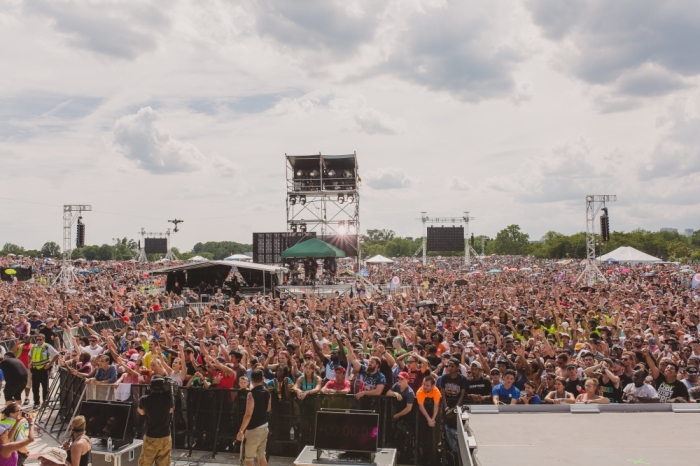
[
  {"x1": 107, "y1": 437, "x2": 113, "y2": 452},
  {"x1": 289, "y1": 427, "x2": 295, "y2": 441}
]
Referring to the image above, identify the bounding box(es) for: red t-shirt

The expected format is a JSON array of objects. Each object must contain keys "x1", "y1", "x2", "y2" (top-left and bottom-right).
[
  {"x1": 324, "y1": 379, "x2": 350, "y2": 391},
  {"x1": 214, "y1": 371, "x2": 236, "y2": 390}
]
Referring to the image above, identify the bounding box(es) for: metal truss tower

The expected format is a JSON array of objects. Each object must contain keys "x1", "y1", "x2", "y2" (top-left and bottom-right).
[
  {"x1": 576, "y1": 195, "x2": 616, "y2": 287},
  {"x1": 56, "y1": 204, "x2": 92, "y2": 287},
  {"x1": 419, "y1": 212, "x2": 477, "y2": 267},
  {"x1": 285, "y1": 153, "x2": 360, "y2": 265}
]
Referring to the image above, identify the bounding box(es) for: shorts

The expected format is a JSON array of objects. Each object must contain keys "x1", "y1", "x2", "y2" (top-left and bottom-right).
[{"x1": 243, "y1": 426, "x2": 269, "y2": 462}]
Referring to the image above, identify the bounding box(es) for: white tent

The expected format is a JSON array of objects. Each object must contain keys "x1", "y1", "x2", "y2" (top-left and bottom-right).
[
  {"x1": 224, "y1": 254, "x2": 253, "y2": 262},
  {"x1": 366, "y1": 255, "x2": 394, "y2": 264},
  {"x1": 598, "y1": 246, "x2": 661, "y2": 264},
  {"x1": 188, "y1": 255, "x2": 208, "y2": 261}
]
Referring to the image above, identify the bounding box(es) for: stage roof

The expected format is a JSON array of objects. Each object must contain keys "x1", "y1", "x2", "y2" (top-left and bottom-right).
[{"x1": 149, "y1": 260, "x2": 287, "y2": 275}]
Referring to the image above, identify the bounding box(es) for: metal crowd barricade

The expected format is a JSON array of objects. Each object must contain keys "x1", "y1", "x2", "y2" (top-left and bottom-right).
[
  {"x1": 145, "y1": 306, "x2": 189, "y2": 324},
  {"x1": 48, "y1": 373, "x2": 441, "y2": 463}
]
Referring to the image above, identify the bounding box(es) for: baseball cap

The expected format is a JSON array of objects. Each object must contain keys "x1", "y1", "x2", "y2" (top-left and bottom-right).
[
  {"x1": 397, "y1": 372, "x2": 409, "y2": 379},
  {"x1": 334, "y1": 366, "x2": 346, "y2": 374},
  {"x1": 304, "y1": 351, "x2": 314, "y2": 359},
  {"x1": 470, "y1": 361, "x2": 482, "y2": 370}
]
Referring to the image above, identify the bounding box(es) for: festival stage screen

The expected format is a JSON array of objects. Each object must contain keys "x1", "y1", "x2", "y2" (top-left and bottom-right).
[{"x1": 427, "y1": 226, "x2": 464, "y2": 252}]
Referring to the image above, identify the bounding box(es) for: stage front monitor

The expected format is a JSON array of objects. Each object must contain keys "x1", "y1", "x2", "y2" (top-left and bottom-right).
[
  {"x1": 314, "y1": 411, "x2": 379, "y2": 453},
  {"x1": 144, "y1": 237, "x2": 168, "y2": 254},
  {"x1": 427, "y1": 226, "x2": 464, "y2": 252}
]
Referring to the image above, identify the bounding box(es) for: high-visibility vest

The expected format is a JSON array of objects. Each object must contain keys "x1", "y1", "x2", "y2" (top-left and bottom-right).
[
  {"x1": 30, "y1": 343, "x2": 52, "y2": 370},
  {"x1": 0, "y1": 418, "x2": 27, "y2": 441}
]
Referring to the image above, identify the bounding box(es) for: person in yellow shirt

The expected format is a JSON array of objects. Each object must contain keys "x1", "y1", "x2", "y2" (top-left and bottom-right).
[{"x1": 415, "y1": 375, "x2": 441, "y2": 427}]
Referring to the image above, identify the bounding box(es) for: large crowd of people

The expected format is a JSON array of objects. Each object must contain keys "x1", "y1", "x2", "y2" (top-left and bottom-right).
[{"x1": 0, "y1": 253, "x2": 699, "y2": 464}]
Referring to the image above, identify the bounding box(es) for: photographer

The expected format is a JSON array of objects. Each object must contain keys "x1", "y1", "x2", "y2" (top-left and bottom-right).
[
  {"x1": 0, "y1": 404, "x2": 30, "y2": 466},
  {"x1": 0, "y1": 409, "x2": 34, "y2": 466},
  {"x1": 137, "y1": 377, "x2": 174, "y2": 466}
]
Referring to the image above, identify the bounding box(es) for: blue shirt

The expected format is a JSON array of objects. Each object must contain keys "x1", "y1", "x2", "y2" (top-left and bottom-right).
[
  {"x1": 94, "y1": 365, "x2": 118, "y2": 383},
  {"x1": 492, "y1": 383, "x2": 520, "y2": 403}
]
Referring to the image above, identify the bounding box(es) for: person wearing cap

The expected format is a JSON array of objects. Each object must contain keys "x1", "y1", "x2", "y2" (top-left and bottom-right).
[
  {"x1": 321, "y1": 366, "x2": 350, "y2": 395},
  {"x1": 679, "y1": 365, "x2": 698, "y2": 390},
  {"x1": 387, "y1": 372, "x2": 415, "y2": 422},
  {"x1": 0, "y1": 409, "x2": 34, "y2": 466},
  {"x1": 0, "y1": 404, "x2": 30, "y2": 466},
  {"x1": 436, "y1": 358, "x2": 466, "y2": 421},
  {"x1": 465, "y1": 361, "x2": 492, "y2": 405},
  {"x1": 564, "y1": 363, "x2": 585, "y2": 396},
  {"x1": 28, "y1": 333, "x2": 58, "y2": 409}
]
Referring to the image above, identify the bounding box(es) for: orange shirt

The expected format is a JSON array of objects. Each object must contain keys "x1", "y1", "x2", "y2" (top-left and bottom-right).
[
  {"x1": 435, "y1": 342, "x2": 449, "y2": 356},
  {"x1": 416, "y1": 386, "x2": 442, "y2": 405}
]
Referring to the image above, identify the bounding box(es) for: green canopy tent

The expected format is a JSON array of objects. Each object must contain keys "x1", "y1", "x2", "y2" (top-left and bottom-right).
[{"x1": 281, "y1": 238, "x2": 346, "y2": 259}]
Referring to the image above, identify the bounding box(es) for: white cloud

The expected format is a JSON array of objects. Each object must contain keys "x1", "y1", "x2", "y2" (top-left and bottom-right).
[
  {"x1": 448, "y1": 177, "x2": 471, "y2": 191},
  {"x1": 364, "y1": 168, "x2": 415, "y2": 190},
  {"x1": 24, "y1": 0, "x2": 171, "y2": 59},
  {"x1": 329, "y1": 94, "x2": 406, "y2": 135},
  {"x1": 111, "y1": 107, "x2": 228, "y2": 175}
]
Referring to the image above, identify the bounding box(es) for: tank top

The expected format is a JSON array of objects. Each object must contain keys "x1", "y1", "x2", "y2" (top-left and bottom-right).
[
  {"x1": 248, "y1": 385, "x2": 270, "y2": 430},
  {"x1": 0, "y1": 450, "x2": 18, "y2": 466},
  {"x1": 66, "y1": 435, "x2": 91, "y2": 466},
  {"x1": 300, "y1": 375, "x2": 318, "y2": 391},
  {"x1": 18, "y1": 345, "x2": 32, "y2": 368}
]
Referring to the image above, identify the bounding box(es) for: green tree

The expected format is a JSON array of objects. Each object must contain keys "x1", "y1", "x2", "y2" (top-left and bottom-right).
[
  {"x1": 385, "y1": 237, "x2": 420, "y2": 257},
  {"x1": 40, "y1": 242, "x2": 61, "y2": 258},
  {"x1": 668, "y1": 241, "x2": 690, "y2": 260},
  {"x1": 493, "y1": 225, "x2": 530, "y2": 255},
  {"x1": 1, "y1": 243, "x2": 25, "y2": 256}
]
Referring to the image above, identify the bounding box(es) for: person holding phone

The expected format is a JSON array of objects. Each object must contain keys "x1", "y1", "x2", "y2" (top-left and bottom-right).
[{"x1": 0, "y1": 409, "x2": 34, "y2": 466}]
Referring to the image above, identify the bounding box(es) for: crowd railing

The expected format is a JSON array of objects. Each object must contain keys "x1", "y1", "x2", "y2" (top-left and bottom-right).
[{"x1": 39, "y1": 369, "x2": 444, "y2": 464}]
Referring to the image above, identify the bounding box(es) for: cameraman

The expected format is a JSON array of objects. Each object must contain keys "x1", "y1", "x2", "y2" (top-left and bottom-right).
[{"x1": 137, "y1": 377, "x2": 173, "y2": 466}]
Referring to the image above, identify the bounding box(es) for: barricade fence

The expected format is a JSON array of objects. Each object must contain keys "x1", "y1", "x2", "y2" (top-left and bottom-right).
[{"x1": 44, "y1": 369, "x2": 443, "y2": 463}]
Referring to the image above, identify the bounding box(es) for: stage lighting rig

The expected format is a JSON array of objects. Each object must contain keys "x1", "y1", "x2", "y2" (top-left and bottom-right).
[
  {"x1": 327, "y1": 169, "x2": 336, "y2": 177},
  {"x1": 338, "y1": 221, "x2": 347, "y2": 234},
  {"x1": 289, "y1": 195, "x2": 297, "y2": 205},
  {"x1": 347, "y1": 194, "x2": 354, "y2": 203},
  {"x1": 338, "y1": 194, "x2": 344, "y2": 204},
  {"x1": 76, "y1": 217, "x2": 85, "y2": 248},
  {"x1": 299, "y1": 195, "x2": 306, "y2": 205},
  {"x1": 299, "y1": 223, "x2": 307, "y2": 233},
  {"x1": 168, "y1": 219, "x2": 184, "y2": 232}
]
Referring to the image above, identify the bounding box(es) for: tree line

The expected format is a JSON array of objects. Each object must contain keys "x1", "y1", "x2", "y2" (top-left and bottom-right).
[
  {"x1": 359, "y1": 226, "x2": 700, "y2": 262},
  {"x1": 0, "y1": 239, "x2": 252, "y2": 261}
]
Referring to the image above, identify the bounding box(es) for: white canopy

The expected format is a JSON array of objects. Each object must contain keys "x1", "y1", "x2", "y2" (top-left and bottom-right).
[
  {"x1": 188, "y1": 255, "x2": 208, "y2": 261},
  {"x1": 366, "y1": 255, "x2": 394, "y2": 264},
  {"x1": 224, "y1": 254, "x2": 252, "y2": 261},
  {"x1": 598, "y1": 246, "x2": 662, "y2": 264}
]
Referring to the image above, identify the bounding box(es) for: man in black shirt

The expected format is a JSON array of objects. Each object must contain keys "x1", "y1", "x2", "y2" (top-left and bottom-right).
[
  {"x1": 465, "y1": 361, "x2": 492, "y2": 404},
  {"x1": 644, "y1": 350, "x2": 689, "y2": 402},
  {"x1": 0, "y1": 353, "x2": 28, "y2": 402},
  {"x1": 237, "y1": 369, "x2": 271, "y2": 466},
  {"x1": 137, "y1": 377, "x2": 174, "y2": 466}
]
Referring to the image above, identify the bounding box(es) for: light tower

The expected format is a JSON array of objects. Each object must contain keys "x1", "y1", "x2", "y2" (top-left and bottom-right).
[
  {"x1": 285, "y1": 153, "x2": 360, "y2": 264},
  {"x1": 55, "y1": 204, "x2": 92, "y2": 287},
  {"x1": 576, "y1": 195, "x2": 616, "y2": 287}
]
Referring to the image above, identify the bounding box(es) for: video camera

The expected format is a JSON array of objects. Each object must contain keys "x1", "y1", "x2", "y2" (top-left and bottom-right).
[{"x1": 148, "y1": 376, "x2": 174, "y2": 394}]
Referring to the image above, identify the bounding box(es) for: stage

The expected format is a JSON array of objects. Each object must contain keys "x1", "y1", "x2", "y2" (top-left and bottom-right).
[{"x1": 469, "y1": 409, "x2": 700, "y2": 466}]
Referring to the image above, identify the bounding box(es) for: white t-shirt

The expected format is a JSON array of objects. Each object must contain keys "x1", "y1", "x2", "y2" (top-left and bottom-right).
[
  {"x1": 623, "y1": 382, "x2": 658, "y2": 400},
  {"x1": 81, "y1": 344, "x2": 104, "y2": 357}
]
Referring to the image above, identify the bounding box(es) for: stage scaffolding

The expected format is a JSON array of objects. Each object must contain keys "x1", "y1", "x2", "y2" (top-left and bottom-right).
[{"x1": 285, "y1": 153, "x2": 360, "y2": 265}]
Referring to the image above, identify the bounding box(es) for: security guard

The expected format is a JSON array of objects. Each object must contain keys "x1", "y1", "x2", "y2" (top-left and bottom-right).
[{"x1": 29, "y1": 334, "x2": 58, "y2": 409}]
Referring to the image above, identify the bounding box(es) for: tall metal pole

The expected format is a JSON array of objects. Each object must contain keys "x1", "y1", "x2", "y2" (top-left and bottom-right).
[
  {"x1": 463, "y1": 212, "x2": 475, "y2": 267},
  {"x1": 421, "y1": 212, "x2": 427, "y2": 267},
  {"x1": 57, "y1": 205, "x2": 92, "y2": 287}
]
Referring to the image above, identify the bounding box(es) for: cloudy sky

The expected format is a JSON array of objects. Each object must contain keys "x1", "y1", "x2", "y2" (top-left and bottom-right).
[{"x1": 1, "y1": 0, "x2": 699, "y2": 251}]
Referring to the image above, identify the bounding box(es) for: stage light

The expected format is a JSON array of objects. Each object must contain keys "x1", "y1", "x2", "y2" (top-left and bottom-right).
[
  {"x1": 296, "y1": 170, "x2": 304, "y2": 178},
  {"x1": 327, "y1": 169, "x2": 336, "y2": 178},
  {"x1": 310, "y1": 170, "x2": 319, "y2": 178},
  {"x1": 343, "y1": 170, "x2": 352, "y2": 178},
  {"x1": 333, "y1": 181, "x2": 341, "y2": 190},
  {"x1": 338, "y1": 194, "x2": 344, "y2": 204},
  {"x1": 348, "y1": 221, "x2": 356, "y2": 234},
  {"x1": 300, "y1": 223, "x2": 307, "y2": 233},
  {"x1": 347, "y1": 194, "x2": 354, "y2": 203},
  {"x1": 299, "y1": 195, "x2": 306, "y2": 205},
  {"x1": 291, "y1": 224, "x2": 298, "y2": 233},
  {"x1": 338, "y1": 221, "x2": 347, "y2": 235},
  {"x1": 289, "y1": 195, "x2": 297, "y2": 205}
]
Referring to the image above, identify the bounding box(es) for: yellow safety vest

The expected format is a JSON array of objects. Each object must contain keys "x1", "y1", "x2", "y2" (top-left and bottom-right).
[{"x1": 30, "y1": 343, "x2": 52, "y2": 370}]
